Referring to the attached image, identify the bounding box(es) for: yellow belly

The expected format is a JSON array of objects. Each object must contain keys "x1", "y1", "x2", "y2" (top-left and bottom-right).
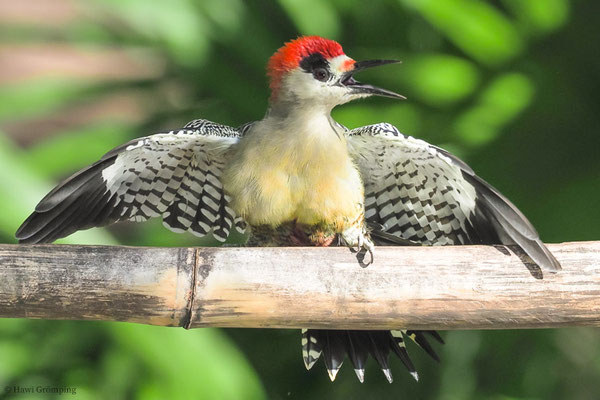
[{"x1": 222, "y1": 128, "x2": 364, "y2": 232}]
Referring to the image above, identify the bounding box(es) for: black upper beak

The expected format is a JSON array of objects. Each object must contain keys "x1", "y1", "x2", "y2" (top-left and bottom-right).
[{"x1": 340, "y1": 59, "x2": 405, "y2": 99}]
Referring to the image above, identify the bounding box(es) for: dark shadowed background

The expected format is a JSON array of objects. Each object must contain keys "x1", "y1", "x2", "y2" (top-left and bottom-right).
[{"x1": 0, "y1": 0, "x2": 599, "y2": 399}]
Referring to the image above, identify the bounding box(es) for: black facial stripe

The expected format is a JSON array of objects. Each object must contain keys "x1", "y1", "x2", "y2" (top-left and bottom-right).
[{"x1": 299, "y1": 53, "x2": 329, "y2": 72}]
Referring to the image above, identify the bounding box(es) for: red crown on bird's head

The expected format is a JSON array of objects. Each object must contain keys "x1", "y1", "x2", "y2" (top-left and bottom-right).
[{"x1": 267, "y1": 36, "x2": 351, "y2": 98}]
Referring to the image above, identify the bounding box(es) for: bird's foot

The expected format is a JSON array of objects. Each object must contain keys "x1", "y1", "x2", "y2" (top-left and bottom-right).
[{"x1": 340, "y1": 227, "x2": 375, "y2": 266}]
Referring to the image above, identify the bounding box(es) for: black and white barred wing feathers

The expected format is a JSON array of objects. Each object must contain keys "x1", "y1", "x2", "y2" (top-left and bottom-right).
[
  {"x1": 16, "y1": 119, "x2": 247, "y2": 244},
  {"x1": 347, "y1": 123, "x2": 561, "y2": 272}
]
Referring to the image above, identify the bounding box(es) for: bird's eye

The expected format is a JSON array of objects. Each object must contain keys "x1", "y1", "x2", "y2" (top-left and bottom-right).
[{"x1": 313, "y1": 68, "x2": 329, "y2": 82}]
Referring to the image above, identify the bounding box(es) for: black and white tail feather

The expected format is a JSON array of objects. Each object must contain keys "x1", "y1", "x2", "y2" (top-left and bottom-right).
[
  {"x1": 16, "y1": 119, "x2": 560, "y2": 383},
  {"x1": 302, "y1": 329, "x2": 444, "y2": 383}
]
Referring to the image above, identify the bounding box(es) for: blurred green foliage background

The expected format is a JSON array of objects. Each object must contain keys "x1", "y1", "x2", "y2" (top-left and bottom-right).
[{"x1": 0, "y1": 0, "x2": 599, "y2": 399}]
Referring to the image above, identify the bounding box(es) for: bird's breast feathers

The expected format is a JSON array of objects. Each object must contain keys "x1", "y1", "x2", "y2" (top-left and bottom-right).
[{"x1": 222, "y1": 119, "x2": 364, "y2": 230}]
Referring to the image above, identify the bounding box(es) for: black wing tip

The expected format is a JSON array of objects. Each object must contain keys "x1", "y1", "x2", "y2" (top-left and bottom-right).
[
  {"x1": 537, "y1": 243, "x2": 562, "y2": 272},
  {"x1": 464, "y1": 173, "x2": 563, "y2": 274},
  {"x1": 15, "y1": 212, "x2": 43, "y2": 243},
  {"x1": 507, "y1": 231, "x2": 562, "y2": 273},
  {"x1": 15, "y1": 210, "x2": 73, "y2": 244},
  {"x1": 549, "y1": 263, "x2": 562, "y2": 273},
  {"x1": 15, "y1": 219, "x2": 31, "y2": 240},
  {"x1": 15, "y1": 163, "x2": 116, "y2": 245}
]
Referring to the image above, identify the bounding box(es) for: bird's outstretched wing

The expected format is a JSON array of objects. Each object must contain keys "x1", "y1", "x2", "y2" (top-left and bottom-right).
[
  {"x1": 16, "y1": 119, "x2": 247, "y2": 244},
  {"x1": 347, "y1": 122, "x2": 561, "y2": 272}
]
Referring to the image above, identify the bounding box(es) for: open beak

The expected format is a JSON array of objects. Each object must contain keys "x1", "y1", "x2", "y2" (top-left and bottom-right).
[{"x1": 340, "y1": 59, "x2": 405, "y2": 99}]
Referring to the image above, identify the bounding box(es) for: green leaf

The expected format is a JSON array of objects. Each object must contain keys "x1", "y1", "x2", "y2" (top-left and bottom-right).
[
  {"x1": 502, "y1": 0, "x2": 569, "y2": 35},
  {"x1": 401, "y1": 54, "x2": 481, "y2": 106},
  {"x1": 23, "y1": 122, "x2": 133, "y2": 180},
  {"x1": 400, "y1": 0, "x2": 523, "y2": 65},
  {"x1": 94, "y1": 0, "x2": 210, "y2": 66},
  {"x1": 333, "y1": 103, "x2": 422, "y2": 134},
  {"x1": 454, "y1": 73, "x2": 534, "y2": 147},
  {"x1": 109, "y1": 323, "x2": 266, "y2": 400},
  {"x1": 277, "y1": 0, "x2": 341, "y2": 38},
  {"x1": 0, "y1": 78, "x2": 94, "y2": 121}
]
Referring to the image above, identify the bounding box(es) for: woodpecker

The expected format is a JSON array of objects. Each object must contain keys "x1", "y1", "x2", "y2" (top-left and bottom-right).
[{"x1": 16, "y1": 36, "x2": 561, "y2": 383}]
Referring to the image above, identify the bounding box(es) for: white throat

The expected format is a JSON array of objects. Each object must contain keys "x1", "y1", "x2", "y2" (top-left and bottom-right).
[{"x1": 263, "y1": 101, "x2": 343, "y2": 143}]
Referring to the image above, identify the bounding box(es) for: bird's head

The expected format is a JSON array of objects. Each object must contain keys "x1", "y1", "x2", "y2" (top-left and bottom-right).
[{"x1": 267, "y1": 36, "x2": 404, "y2": 109}]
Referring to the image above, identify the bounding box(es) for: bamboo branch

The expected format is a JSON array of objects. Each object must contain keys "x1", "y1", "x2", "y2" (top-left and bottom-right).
[{"x1": 0, "y1": 242, "x2": 598, "y2": 330}]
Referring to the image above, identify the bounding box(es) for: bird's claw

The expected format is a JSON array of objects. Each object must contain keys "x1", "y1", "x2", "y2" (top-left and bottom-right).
[
  {"x1": 341, "y1": 228, "x2": 375, "y2": 266},
  {"x1": 355, "y1": 233, "x2": 364, "y2": 252},
  {"x1": 360, "y1": 237, "x2": 375, "y2": 266}
]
